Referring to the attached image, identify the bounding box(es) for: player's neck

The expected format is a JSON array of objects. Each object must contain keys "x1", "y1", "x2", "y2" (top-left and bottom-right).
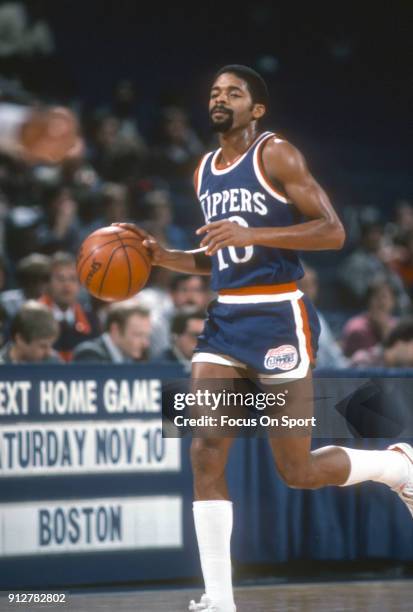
[{"x1": 218, "y1": 125, "x2": 260, "y2": 165}]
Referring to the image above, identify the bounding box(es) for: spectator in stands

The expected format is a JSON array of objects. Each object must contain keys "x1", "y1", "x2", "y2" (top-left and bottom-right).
[
  {"x1": 88, "y1": 112, "x2": 145, "y2": 182},
  {"x1": 111, "y1": 79, "x2": 147, "y2": 152},
  {"x1": 298, "y1": 264, "x2": 348, "y2": 369},
  {"x1": 0, "y1": 255, "x2": 7, "y2": 292},
  {"x1": 138, "y1": 273, "x2": 211, "y2": 358},
  {"x1": 152, "y1": 106, "x2": 203, "y2": 179},
  {"x1": 160, "y1": 308, "x2": 205, "y2": 371},
  {"x1": 171, "y1": 274, "x2": 211, "y2": 310},
  {"x1": 141, "y1": 188, "x2": 191, "y2": 250},
  {"x1": 73, "y1": 303, "x2": 151, "y2": 363},
  {"x1": 351, "y1": 318, "x2": 413, "y2": 368},
  {"x1": 391, "y1": 231, "x2": 413, "y2": 297},
  {"x1": 340, "y1": 221, "x2": 410, "y2": 312},
  {"x1": 0, "y1": 303, "x2": 7, "y2": 348},
  {"x1": 39, "y1": 252, "x2": 99, "y2": 361},
  {"x1": 0, "y1": 301, "x2": 61, "y2": 363},
  {"x1": 79, "y1": 183, "x2": 131, "y2": 242},
  {"x1": 0, "y1": 253, "x2": 51, "y2": 320},
  {"x1": 35, "y1": 184, "x2": 81, "y2": 254},
  {"x1": 342, "y1": 279, "x2": 398, "y2": 358},
  {"x1": 5, "y1": 204, "x2": 43, "y2": 263},
  {"x1": 386, "y1": 200, "x2": 413, "y2": 244},
  {"x1": 0, "y1": 99, "x2": 80, "y2": 164},
  {"x1": 150, "y1": 106, "x2": 205, "y2": 230}
]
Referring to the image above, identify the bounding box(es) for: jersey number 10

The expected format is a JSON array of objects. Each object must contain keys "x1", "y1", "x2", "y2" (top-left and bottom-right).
[{"x1": 216, "y1": 216, "x2": 254, "y2": 270}]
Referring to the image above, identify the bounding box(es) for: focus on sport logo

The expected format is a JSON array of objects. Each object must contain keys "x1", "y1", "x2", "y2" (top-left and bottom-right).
[{"x1": 264, "y1": 345, "x2": 298, "y2": 371}]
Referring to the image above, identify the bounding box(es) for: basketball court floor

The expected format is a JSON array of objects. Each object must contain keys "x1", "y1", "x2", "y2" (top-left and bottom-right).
[{"x1": 1, "y1": 580, "x2": 412, "y2": 611}]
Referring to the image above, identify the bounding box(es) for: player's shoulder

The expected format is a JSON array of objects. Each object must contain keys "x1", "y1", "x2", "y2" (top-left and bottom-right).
[
  {"x1": 262, "y1": 133, "x2": 302, "y2": 160},
  {"x1": 261, "y1": 133, "x2": 307, "y2": 176}
]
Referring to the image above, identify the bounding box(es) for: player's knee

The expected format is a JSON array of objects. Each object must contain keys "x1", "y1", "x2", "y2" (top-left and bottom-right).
[
  {"x1": 190, "y1": 438, "x2": 227, "y2": 478},
  {"x1": 277, "y1": 462, "x2": 319, "y2": 489}
]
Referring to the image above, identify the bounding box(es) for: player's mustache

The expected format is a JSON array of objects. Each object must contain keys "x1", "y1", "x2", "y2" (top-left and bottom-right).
[{"x1": 211, "y1": 106, "x2": 233, "y2": 116}]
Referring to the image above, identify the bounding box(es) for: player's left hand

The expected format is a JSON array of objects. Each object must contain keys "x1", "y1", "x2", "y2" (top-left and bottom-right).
[{"x1": 196, "y1": 220, "x2": 253, "y2": 256}]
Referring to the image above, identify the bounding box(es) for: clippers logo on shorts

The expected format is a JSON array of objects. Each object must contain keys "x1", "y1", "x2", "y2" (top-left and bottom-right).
[{"x1": 264, "y1": 345, "x2": 298, "y2": 370}]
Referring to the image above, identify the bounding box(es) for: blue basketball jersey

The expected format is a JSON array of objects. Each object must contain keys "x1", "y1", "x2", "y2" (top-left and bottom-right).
[{"x1": 195, "y1": 131, "x2": 304, "y2": 292}]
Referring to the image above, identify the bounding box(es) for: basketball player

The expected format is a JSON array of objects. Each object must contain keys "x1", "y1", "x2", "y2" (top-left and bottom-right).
[{"x1": 116, "y1": 65, "x2": 413, "y2": 612}]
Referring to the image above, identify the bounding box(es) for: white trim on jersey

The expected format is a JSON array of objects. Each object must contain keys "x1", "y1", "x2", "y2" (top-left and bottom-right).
[
  {"x1": 196, "y1": 151, "x2": 214, "y2": 198},
  {"x1": 217, "y1": 289, "x2": 303, "y2": 304},
  {"x1": 209, "y1": 131, "x2": 271, "y2": 176},
  {"x1": 252, "y1": 134, "x2": 291, "y2": 204}
]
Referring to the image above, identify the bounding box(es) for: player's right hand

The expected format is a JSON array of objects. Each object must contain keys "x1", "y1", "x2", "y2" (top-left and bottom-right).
[
  {"x1": 111, "y1": 223, "x2": 169, "y2": 266},
  {"x1": 112, "y1": 222, "x2": 151, "y2": 241}
]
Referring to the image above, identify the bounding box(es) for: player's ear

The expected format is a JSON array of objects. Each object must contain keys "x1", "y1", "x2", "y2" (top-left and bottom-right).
[{"x1": 252, "y1": 104, "x2": 266, "y2": 120}]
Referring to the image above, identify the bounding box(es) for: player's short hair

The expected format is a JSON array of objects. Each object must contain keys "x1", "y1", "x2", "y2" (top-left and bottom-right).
[
  {"x1": 171, "y1": 307, "x2": 205, "y2": 336},
  {"x1": 105, "y1": 303, "x2": 150, "y2": 333},
  {"x1": 214, "y1": 64, "x2": 269, "y2": 109},
  {"x1": 384, "y1": 318, "x2": 413, "y2": 349},
  {"x1": 11, "y1": 301, "x2": 58, "y2": 343}
]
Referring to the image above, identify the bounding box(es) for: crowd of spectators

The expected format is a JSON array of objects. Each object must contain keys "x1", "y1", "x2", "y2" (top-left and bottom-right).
[{"x1": 0, "y1": 77, "x2": 412, "y2": 370}]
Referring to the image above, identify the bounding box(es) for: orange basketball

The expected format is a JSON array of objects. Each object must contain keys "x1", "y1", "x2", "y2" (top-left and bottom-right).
[{"x1": 76, "y1": 226, "x2": 151, "y2": 302}]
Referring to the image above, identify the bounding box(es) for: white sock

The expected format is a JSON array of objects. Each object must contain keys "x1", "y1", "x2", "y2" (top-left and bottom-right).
[
  {"x1": 337, "y1": 446, "x2": 409, "y2": 488},
  {"x1": 193, "y1": 500, "x2": 235, "y2": 609}
]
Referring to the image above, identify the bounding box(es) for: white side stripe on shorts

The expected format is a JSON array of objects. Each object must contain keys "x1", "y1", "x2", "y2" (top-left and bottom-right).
[{"x1": 217, "y1": 289, "x2": 303, "y2": 304}]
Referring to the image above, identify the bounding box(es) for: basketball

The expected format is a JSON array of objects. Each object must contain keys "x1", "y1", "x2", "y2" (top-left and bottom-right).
[{"x1": 76, "y1": 226, "x2": 151, "y2": 301}]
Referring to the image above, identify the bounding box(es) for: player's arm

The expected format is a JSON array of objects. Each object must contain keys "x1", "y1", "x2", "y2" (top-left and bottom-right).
[
  {"x1": 112, "y1": 223, "x2": 212, "y2": 275},
  {"x1": 197, "y1": 138, "x2": 345, "y2": 254}
]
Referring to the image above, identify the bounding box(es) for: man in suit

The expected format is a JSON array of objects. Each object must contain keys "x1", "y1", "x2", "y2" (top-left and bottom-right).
[
  {"x1": 160, "y1": 307, "x2": 205, "y2": 372},
  {"x1": 39, "y1": 251, "x2": 100, "y2": 361},
  {"x1": 73, "y1": 302, "x2": 151, "y2": 363}
]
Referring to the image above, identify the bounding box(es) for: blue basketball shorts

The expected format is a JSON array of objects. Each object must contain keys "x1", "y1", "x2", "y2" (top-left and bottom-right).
[{"x1": 193, "y1": 284, "x2": 320, "y2": 380}]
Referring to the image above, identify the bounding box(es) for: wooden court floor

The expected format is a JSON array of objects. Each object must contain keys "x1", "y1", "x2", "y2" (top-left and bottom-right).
[{"x1": 1, "y1": 581, "x2": 412, "y2": 611}]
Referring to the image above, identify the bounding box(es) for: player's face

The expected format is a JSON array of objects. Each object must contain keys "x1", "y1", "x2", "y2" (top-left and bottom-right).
[{"x1": 209, "y1": 73, "x2": 264, "y2": 133}]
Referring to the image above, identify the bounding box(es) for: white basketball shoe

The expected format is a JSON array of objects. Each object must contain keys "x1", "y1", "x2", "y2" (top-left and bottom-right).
[
  {"x1": 188, "y1": 594, "x2": 236, "y2": 611},
  {"x1": 388, "y1": 443, "x2": 413, "y2": 517}
]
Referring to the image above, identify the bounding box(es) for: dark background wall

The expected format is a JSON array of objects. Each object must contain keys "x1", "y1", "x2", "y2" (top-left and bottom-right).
[{"x1": 2, "y1": 1, "x2": 412, "y2": 211}]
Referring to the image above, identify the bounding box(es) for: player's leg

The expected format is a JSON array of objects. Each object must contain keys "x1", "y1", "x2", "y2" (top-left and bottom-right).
[
  {"x1": 189, "y1": 361, "x2": 242, "y2": 612},
  {"x1": 267, "y1": 370, "x2": 412, "y2": 496}
]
